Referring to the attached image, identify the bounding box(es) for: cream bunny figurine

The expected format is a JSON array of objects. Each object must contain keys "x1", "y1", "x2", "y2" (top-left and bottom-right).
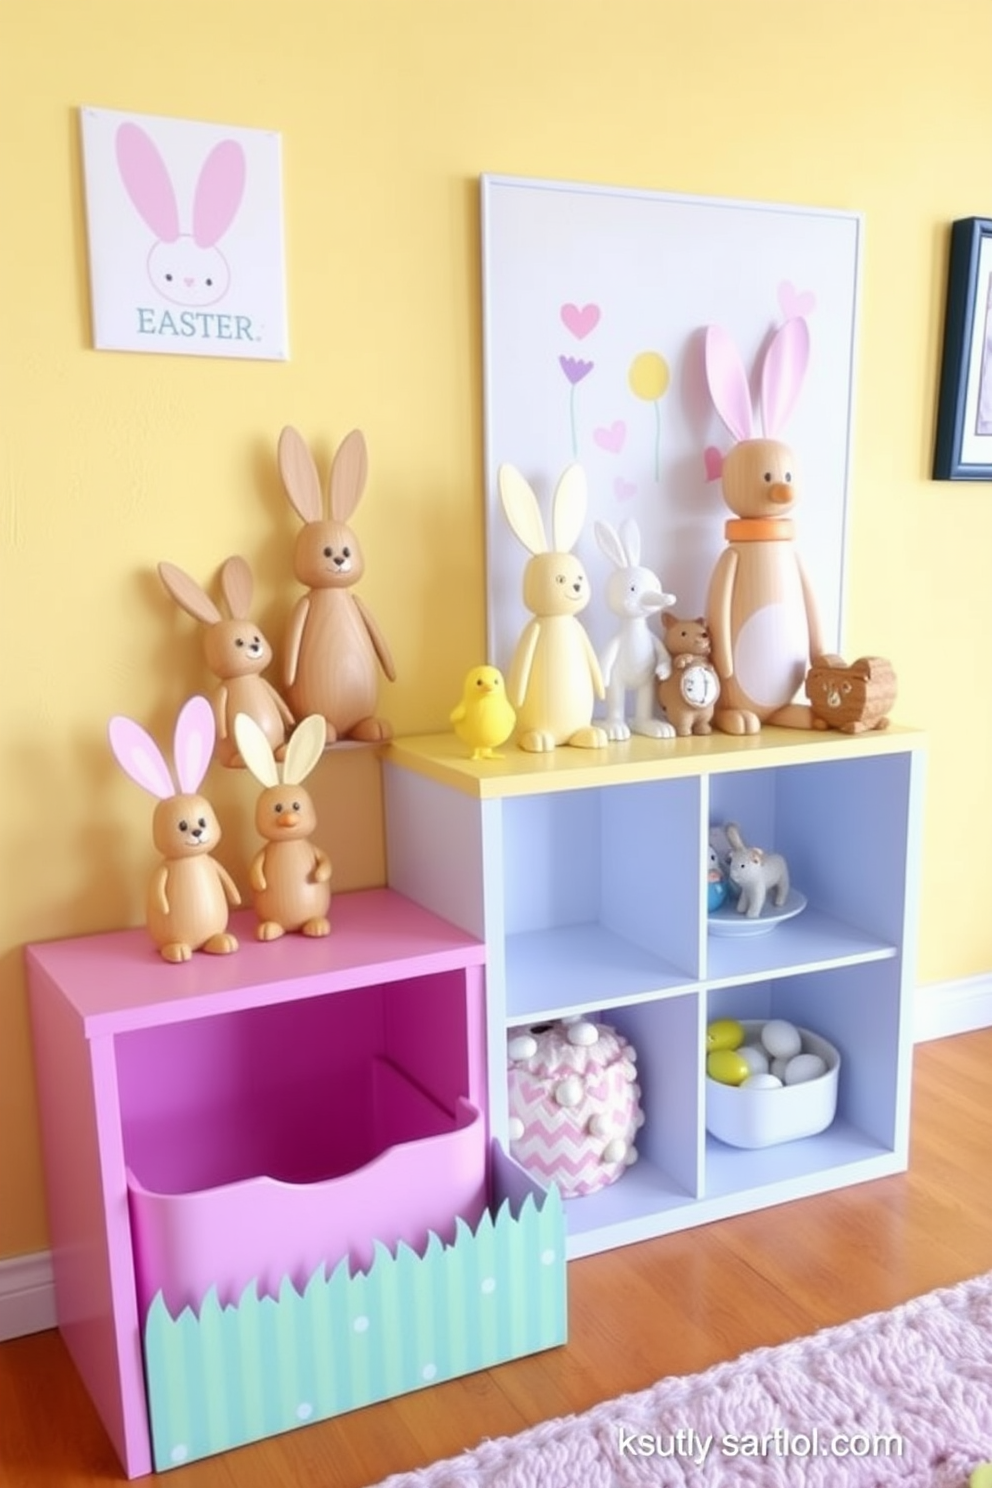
[
  {"x1": 234, "y1": 711, "x2": 332, "y2": 940},
  {"x1": 703, "y1": 317, "x2": 825, "y2": 733},
  {"x1": 278, "y1": 425, "x2": 396, "y2": 744},
  {"x1": 594, "y1": 516, "x2": 677, "y2": 740},
  {"x1": 498, "y1": 463, "x2": 607, "y2": 752},
  {"x1": 108, "y1": 696, "x2": 241, "y2": 961},
  {"x1": 158, "y1": 555, "x2": 294, "y2": 767}
]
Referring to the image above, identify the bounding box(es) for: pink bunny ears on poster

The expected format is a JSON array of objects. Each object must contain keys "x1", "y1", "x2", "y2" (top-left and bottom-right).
[
  {"x1": 704, "y1": 316, "x2": 810, "y2": 444},
  {"x1": 115, "y1": 121, "x2": 246, "y2": 247},
  {"x1": 109, "y1": 695, "x2": 215, "y2": 799}
]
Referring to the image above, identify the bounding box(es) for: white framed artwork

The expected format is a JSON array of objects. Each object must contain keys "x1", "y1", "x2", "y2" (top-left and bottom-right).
[
  {"x1": 80, "y1": 106, "x2": 288, "y2": 360},
  {"x1": 481, "y1": 174, "x2": 863, "y2": 680}
]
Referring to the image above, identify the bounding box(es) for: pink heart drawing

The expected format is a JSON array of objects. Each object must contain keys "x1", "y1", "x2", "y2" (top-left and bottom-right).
[
  {"x1": 614, "y1": 477, "x2": 637, "y2": 502},
  {"x1": 703, "y1": 445, "x2": 724, "y2": 482},
  {"x1": 560, "y1": 302, "x2": 601, "y2": 340},
  {"x1": 594, "y1": 420, "x2": 626, "y2": 453},
  {"x1": 778, "y1": 281, "x2": 816, "y2": 321}
]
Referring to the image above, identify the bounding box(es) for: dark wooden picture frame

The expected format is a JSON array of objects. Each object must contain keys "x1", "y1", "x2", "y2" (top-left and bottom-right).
[{"x1": 933, "y1": 216, "x2": 992, "y2": 480}]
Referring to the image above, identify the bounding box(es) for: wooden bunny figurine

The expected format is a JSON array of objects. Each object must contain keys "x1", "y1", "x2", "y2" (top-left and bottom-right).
[
  {"x1": 234, "y1": 711, "x2": 332, "y2": 940},
  {"x1": 108, "y1": 695, "x2": 241, "y2": 961},
  {"x1": 278, "y1": 425, "x2": 396, "y2": 744},
  {"x1": 703, "y1": 317, "x2": 825, "y2": 734},
  {"x1": 498, "y1": 463, "x2": 607, "y2": 752},
  {"x1": 594, "y1": 517, "x2": 678, "y2": 740},
  {"x1": 158, "y1": 556, "x2": 294, "y2": 767}
]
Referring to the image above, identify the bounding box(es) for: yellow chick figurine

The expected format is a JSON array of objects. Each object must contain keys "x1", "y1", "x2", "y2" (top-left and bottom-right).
[{"x1": 450, "y1": 665, "x2": 516, "y2": 759}]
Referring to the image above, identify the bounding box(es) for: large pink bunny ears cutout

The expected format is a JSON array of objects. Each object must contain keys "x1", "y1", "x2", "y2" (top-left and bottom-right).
[
  {"x1": 704, "y1": 317, "x2": 810, "y2": 443},
  {"x1": 109, "y1": 696, "x2": 216, "y2": 799},
  {"x1": 115, "y1": 123, "x2": 246, "y2": 247}
]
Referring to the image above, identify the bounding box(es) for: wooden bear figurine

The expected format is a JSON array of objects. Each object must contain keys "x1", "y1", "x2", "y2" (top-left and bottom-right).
[{"x1": 655, "y1": 615, "x2": 721, "y2": 736}]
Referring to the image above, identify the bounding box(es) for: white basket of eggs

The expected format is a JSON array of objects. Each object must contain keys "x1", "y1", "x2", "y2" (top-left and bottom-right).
[{"x1": 705, "y1": 1018, "x2": 839, "y2": 1149}]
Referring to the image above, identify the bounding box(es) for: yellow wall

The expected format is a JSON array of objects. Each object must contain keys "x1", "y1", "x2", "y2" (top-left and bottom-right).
[{"x1": 2, "y1": 0, "x2": 991, "y2": 1260}]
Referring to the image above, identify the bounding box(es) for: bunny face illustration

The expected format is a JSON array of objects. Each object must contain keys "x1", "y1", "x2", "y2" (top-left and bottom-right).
[{"x1": 115, "y1": 122, "x2": 245, "y2": 308}]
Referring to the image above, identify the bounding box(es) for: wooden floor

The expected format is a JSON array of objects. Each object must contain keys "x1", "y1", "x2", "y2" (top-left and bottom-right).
[{"x1": 3, "y1": 1027, "x2": 991, "y2": 1488}]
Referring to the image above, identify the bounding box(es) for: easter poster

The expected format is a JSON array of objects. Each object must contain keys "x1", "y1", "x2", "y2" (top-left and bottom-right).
[{"x1": 80, "y1": 106, "x2": 288, "y2": 360}]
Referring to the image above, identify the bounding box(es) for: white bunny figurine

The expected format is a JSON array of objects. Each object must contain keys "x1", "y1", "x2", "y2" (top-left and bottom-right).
[
  {"x1": 108, "y1": 696, "x2": 241, "y2": 962},
  {"x1": 114, "y1": 121, "x2": 245, "y2": 308},
  {"x1": 498, "y1": 463, "x2": 607, "y2": 753},
  {"x1": 594, "y1": 517, "x2": 677, "y2": 740},
  {"x1": 234, "y1": 712, "x2": 332, "y2": 940},
  {"x1": 703, "y1": 316, "x2": 825, "y2": 734},
  {"x1": 158, "y1": 555, "x2": 294, "y2": 768}
]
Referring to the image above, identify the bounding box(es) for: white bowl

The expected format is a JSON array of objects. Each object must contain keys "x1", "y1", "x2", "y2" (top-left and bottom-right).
[{"x1": 706, "y1": 1022, "x2": 840, "y2": 1149}]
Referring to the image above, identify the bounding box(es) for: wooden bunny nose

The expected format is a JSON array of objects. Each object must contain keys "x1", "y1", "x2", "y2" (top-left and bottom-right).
[
  {"x1": 768, "y1": 483, "x2": 793, "y2": 504},
  {"x1": 278, "y1": 812, "x2": 299, "y2": 828}
]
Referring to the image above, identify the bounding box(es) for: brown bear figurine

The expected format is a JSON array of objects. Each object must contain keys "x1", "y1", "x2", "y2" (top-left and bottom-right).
[{"x1": 656, "y1": 615, "x2": 721, "y2": 736}]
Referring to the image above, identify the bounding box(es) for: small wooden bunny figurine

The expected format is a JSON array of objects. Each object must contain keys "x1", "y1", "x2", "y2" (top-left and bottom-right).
[
  {"x1": 234, "y1": 711, "x2": 332, "y2": 940},
  {"x1": 498, "y1": 462, "x2": 607, "y2": 752},
  {"x1": 594, "y1": 516, "x2": 677, "y2": 740},
  {"x1": 278, "y1": 425, "x2": 396, "y2": 745},
  {"x1": 108, "y1": 695, "x2": 241, "y2": 961},
  {"x1": 703, "y1": 317, "x2": 825, "y2": 734},
  {"x1": 158, "y1": 555, "x2": 294, "y2": 767}
]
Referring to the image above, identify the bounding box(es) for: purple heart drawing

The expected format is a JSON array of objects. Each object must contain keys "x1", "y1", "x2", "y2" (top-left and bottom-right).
[
  {"x1": 594, "y1": 420, "x2": 626, "y2": 454},
  {"x1": 560, "y1": 302, "x2": 601, "y2": 340},
  {"x1": 614, "y1": 477, "x2": 637, "y2": 502}
]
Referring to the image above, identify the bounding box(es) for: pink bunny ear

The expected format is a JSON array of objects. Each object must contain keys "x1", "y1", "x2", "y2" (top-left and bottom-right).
[
  {"x1": 115, "y1": 123, "x2": 180, "y2": 243},
  {"x1": 173, "y1": 696, "x2": 215, "y2": 793},
  {"x1": 760, "y1": 316, "x2": 810, "y2": 436},
  {"x1": 704, "y1": 326, "x2": 754, "y2": 442},
  {"x1": 192, "y1": 139, "x2": 246, "y2": 248},
  {"x1": 108, "y1": 716, "x2": 176, "y2": 799}
]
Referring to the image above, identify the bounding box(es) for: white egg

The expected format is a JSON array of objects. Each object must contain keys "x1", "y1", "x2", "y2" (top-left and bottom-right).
[
  {"x1": 784, "y1": 1052, "x2": 828, "y2": 1085},
  {"x1": 507, "y1": 1034, "x2": 537, "y2": 1062},
  {"x1": 554, "y1": 1075, "x2": 583, "y2": 1108},
  {"x1": 566, "y1": 1019, "x2": 599, "y2": 1047},
  {"x1": 741, "y1": 1072, "x2": 783, "y2": 1089},
  {"x1": 760, "y1": 1019, "x2": 802, "y2": 1059},
  {"x1": 738, "y1": 1044, "x2": 770, "y2": 1076}
]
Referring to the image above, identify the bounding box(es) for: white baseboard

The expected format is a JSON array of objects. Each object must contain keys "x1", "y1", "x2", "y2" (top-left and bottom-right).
[
  {"x1": 1, "y1": 979, "x2": 989, "y2": 1344},
  {"x1": 0, "y1": 1249, "x2": 56, "y2": 1342},
  {"x1": 914, "y1": 971, "x2": 992, "y2": 1043}
]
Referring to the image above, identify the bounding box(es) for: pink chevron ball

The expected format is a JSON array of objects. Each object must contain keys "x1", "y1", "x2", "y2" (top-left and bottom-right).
[{"x1": 506, "y1": 1018, "x2": 644, "y2": 1197}]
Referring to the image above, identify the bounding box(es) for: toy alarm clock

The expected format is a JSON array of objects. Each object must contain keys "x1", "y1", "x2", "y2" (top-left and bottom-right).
[{"x1": 656, "y1": 615, "x2": 721, "y2": 736}]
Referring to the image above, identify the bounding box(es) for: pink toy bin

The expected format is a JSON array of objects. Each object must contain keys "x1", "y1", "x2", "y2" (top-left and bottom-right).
[{"x1": 117, "y1": 974, "x2": 488, "y2": 1317}]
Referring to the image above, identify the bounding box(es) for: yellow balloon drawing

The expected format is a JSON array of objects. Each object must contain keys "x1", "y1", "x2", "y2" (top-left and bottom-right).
[
  {"x1": 628, "y1": 351, "x2": 670, "y2": 479},
  {"x1": 628, "y1": 351, "x2": 670, "y2": 402}
]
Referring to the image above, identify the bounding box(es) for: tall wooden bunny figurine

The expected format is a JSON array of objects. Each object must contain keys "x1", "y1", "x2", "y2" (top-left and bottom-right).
[
  {"x1": 278, "y1": 425, "x2": 396, "y2": 744},
  {"x1": 234, "y1": 711, "x2": 332, "y2": 940},
  {"x1": 703, "y1": 317, "x2": 825, "y2": 734},
  {"x1": 498, "y1": 463, "x2": 607, "y2": 752},
  {"x1": 158, "y1": 556, "x2": 294, "y2": 767},
  {"x1": 108, "y1": 695, "x2": 241, "y2": 962}
]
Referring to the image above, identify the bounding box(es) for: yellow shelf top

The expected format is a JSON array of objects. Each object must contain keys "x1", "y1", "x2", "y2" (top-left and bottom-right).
[{"x1": 384, "y1": 723, "x2": 926, "y2": 800}]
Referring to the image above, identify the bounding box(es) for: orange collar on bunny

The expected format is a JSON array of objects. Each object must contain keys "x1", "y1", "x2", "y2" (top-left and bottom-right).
[{"x1": 725, "y1": 518, "x2": 796, "y2": 542}]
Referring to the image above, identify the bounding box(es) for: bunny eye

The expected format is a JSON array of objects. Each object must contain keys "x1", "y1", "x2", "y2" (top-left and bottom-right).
[
  {"x1": 178, "y1": 819, "x2": 188, "y2": 832},
  {"x1": 274, "y1": 803, "x2": 284, "y2": 814},
  {"x1": 785, "y1": 471, "x2": 793, "y2": 483},
  {"x1": 342, "y1": 546, "x2": 351, "y2": 558},
  {"x1": 292, "y1": 800, "x2": 301, "y2": 812},
  {"x1": 235, "y1": 638, "x2": 244, "y2": 648},
  {"x1": 323, "y1": 545, "x2": 333, "y2": 558},
  {"x1": 555, "y1": 574, "x2": 566, "y2": 586},
  {"x1": 205, "y1": 277, "x2": 213, "y2": 288},
  {"x1": 763, "y1": 471, "x2": 773, "y2": 482}
]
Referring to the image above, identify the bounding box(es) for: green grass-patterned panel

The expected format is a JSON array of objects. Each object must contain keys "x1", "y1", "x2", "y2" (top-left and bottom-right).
[{"x1": 143, "y1": 1187, "x2": 566, "y2": 1471}]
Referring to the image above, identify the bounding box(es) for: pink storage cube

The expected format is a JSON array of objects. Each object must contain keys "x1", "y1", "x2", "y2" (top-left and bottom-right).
[{"x1": 506, "y1": 1018, "x2": 643, "y2": 1197}]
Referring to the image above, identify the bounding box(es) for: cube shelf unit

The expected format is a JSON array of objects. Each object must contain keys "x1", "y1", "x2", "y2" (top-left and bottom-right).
[
  {"x1": 384, "y1": 725, "x2": 926, "y2": 1260},
  {"x1": 26, "y1": 888, "x2": 566, "y2": 1478}
]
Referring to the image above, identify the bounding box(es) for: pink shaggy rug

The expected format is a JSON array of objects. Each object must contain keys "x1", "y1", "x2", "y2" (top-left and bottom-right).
[{"x1": 372, "y1": 1272, "x2": 992, "y2": 1487}]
